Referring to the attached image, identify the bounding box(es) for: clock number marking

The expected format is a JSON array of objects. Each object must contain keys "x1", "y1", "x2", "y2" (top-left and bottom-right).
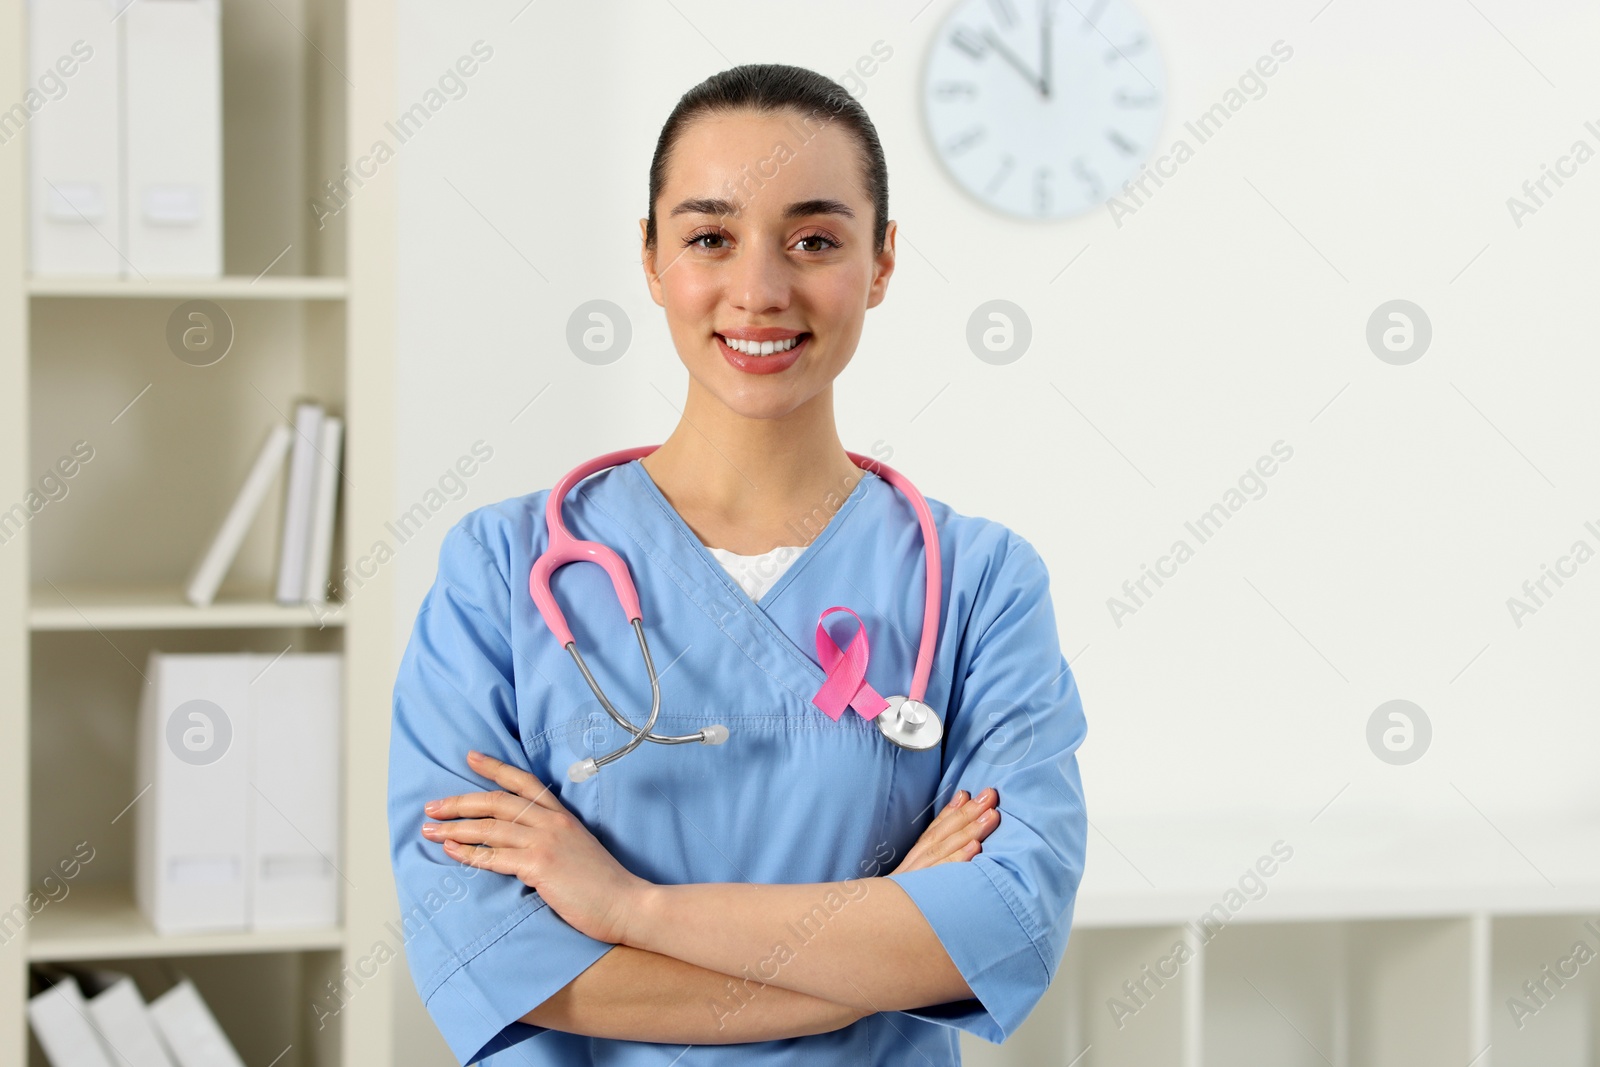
[
  {"x1": 1105, "y1": 129, "x2": 1138, "y2": 155},
  {"x1": 1080, "y1": 0, "x2": 1112, "y2": 32},
  {"x1": 1105, "y1": 35, "x2": 1149, "y2": 63},
  {"x1": 1033, "y1": 167, "x2": 1053, "y2": 215},
  {"x1": 944, "y1": 125, "x2": 988, "y2": 157},
  {"x1": 1113, "y1": 87, "x2": 1160, "y2": 107},
  {"x1": 933, "y1": 80, "x2": 980, "y2": 101},
  {"x1": 984, "y1": 154, "x2": 1017, "y2": 197},
  {"x1": 1071, "y1": 157, "x2": 1102, "y2": 200},
  {"x1": 987, "y1": 0, "x2": 1017, "y2": 29},
  {"x1": 950, "y1": 26, "x2": 990, "y2": 60}
]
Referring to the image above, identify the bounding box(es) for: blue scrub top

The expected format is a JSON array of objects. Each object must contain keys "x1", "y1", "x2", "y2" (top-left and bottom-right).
[{"x1": 387, "y1": 459, "x2": 1088, "y2": 1065}]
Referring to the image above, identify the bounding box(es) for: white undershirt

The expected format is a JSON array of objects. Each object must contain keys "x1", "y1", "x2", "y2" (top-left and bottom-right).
[{"x1": 705, "y1": 545, "x2": 808, "y2": 602}]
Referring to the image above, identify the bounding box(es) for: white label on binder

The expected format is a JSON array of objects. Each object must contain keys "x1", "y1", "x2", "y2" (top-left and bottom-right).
[
  {"x1": 167, "y1": 856, "x2": 239, "y2": 885},
  {"x1": 45, "y1": 181, "x2": 106, "y2": 221},
  {"x1": 142, "y1": 184, "x2": 202, "y2": 225},
  {"x1": 261, "y1": 855, "x2": 333, "y2": 881}
]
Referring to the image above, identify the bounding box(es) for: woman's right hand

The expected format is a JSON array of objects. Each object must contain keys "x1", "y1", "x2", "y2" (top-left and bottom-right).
[{"x1": 890, "y1": 788, "x2": 1000, "y2": 876}]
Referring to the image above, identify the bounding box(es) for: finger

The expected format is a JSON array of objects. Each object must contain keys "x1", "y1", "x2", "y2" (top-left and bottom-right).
[
  {"x1": 920, "y1": 790, "x2": 973, "y2": 836},
  {"x1": 919, "y1": 790, "x2": 996, "y2": 852},
  {"x1": 423, "y1": 818, "x2": 531, "y2": 850},
  {"x1": 426, "y1": 789, "x2": 550, "y2": 825},
  {"x1": 441, "y1": 840, "x2": 523, "y2": 879},
  {"x1": 932, "y1": 808, "x2": 998, "y2": 862},
  {"x1": 901, "y1": 828, "x2": 986, "y2": 875},
  {"x1": 956, "y1": 806, "x2": 1000, "y2": 847},
  {"x1": 466, "y1": 751, "x2": 567, "y2": 812},
  {"x1": 929, "y1": 791, "x2": 970, "y2": 829}
]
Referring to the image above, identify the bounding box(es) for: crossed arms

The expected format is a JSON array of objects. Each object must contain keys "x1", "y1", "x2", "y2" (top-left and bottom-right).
[{"x1": 523, "y1": 880, "x2": 965, "y2": 1044}]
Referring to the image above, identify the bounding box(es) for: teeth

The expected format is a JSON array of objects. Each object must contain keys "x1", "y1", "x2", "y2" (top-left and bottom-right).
[{"x1": 722, "y1": 334, "x2": 802, "y2": 356}]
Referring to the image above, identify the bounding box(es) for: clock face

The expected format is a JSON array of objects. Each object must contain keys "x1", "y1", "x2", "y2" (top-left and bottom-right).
[{"x1": 922, "y1": 0, "x2": 1167, "y2": 219}]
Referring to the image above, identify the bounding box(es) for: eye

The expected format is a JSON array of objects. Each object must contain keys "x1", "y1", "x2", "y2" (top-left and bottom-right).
[
  {"x1": 679, "y1": 229, "x2": 843, "y2": 253},
  {"x1": 682, "y1": 228, "x2": 726, "y2": 250},
  {"x1": 794, "y1": 232, "x2": 841, "y2": 253}
]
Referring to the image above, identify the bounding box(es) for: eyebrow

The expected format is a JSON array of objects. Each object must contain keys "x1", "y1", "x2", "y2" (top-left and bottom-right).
[{"x1": 668, "y1": 196, "x2": 857, "y2": 222}]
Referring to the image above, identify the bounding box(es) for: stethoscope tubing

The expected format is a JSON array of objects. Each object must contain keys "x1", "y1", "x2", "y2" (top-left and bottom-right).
[{"x1": 531, "y1": 445, "x2": 942, "y2": 780}]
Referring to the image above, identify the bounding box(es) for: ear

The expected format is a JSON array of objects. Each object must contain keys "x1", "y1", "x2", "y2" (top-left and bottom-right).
[
  {"x1": 865, "y1": 219, "x2": 897, "y2": 310},
  {"x1": 640, "y1": 219, "x2": 665, "y2": 308}
]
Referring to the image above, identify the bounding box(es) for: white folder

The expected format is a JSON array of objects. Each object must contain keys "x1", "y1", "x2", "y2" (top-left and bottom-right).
[
  {"x1": 135, "y1": 653, "x2": 253, "y2": 934},
  {"x1": 27, "y1": 0, "x2": 123, "y2": 276},
  {"x1": 184, "y1": 423, "x2": 293, "y2": 607},
  {"x1": 275, "y1": 403, "x2": 324, "y2": 604},
  {"x1": 85, "y1": 977, "x2": 176, "y2": 1067},
  {"x1": 27, "y1": 977, "x2": 117, "y2": 1067},
  {"x1": 303, "y1": 416, "x2": 344, "y2": 604},
  {"x1": 123, "y1": 0, "x2": 222, "y2": 276},
  {"x1": 248, "y1": 651, "x2": 342, "y2": 928},
  {"x1": 146, "y1": 980, "x2": 245, "y2": 1067}
]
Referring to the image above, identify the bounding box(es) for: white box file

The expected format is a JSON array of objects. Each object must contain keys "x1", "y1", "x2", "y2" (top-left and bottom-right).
[
  {"x1": 85, "y1": 976, "x2": 177, "y2": 1067},
  {"x1": 123, "y1": 0, "x2": 222, "y2": 276},
  {"x1": 135, "y1": 653, "x2": 254, "y2": 934},
  {"x1": 249, "y1": 652, "x2": 342, "y2": 928},
  {"x1": 147, "y1": 979, "x2": 246, "y2": 1067},
  {"x1": 136, "y1": 652, "x2": 343, "y2": 934},
  {"x1": 27, "y1": 0, "x2": 123, "y2": 275},
  {"x1": 27, "y1": 977, "x2": 117, "y2": 1067}
]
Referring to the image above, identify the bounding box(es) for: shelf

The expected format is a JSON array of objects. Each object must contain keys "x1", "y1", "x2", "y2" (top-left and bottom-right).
[
  {"x1": 30, "y1": 584, "x2": 345, "y2": 631},
  {"x1": 27, "y1": 275, "x2": 348, "y2": 300},
  {"x1": 27, "y1": 884, "x2": 343, "y2": 961},
  {"x1": 6, "y1": 0, "x2": 386, "y2": 1063},
  {"x1": 1073, "y1": 812, "x2": 1600, "y2": 928}
]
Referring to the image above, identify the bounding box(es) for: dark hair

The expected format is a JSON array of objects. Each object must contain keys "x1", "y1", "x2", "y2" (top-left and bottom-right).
[{"x1": 644, "y1": 63, "x2": 889, "y2": 256}]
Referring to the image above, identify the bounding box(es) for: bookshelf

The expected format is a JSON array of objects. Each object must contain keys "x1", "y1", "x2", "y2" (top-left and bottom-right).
[
  {"x1": 960, "y1": 816, "x2": 1600, "y2": 1067},
  {"x1": 2, "y1": 2, "x2": 397, "y2": 1065}
]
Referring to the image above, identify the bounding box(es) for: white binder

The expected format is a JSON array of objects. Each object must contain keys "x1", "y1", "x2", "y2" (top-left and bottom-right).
[
  {"x1": 147, "y1": 980, "x2": 245, "y2": 1067},
  {"x1": 27, "y1": 0, "x2": 122, "y2": 276},
  {"x1": 303, "y1": 416, "x2": 344, "y2": 604},
  {"x1": 184, "y1": 423, "x2": 293, "y2": 607},
  {"x1": 123, "y1": 0, "x2": 222, "y2": 276},
  {"x1": 85, "y1": 977, "x2": 176, "y2": 1067},
  {"x1": 136, "y1": 652, "x2": 343, "y2": 933},
  {"x1": 27, "y1": 977, "x2": 116, "y2": 1067},
  {"x1": 249, "y1": 651, "x2": 342, "y2": 928},
  {"x1": 274, "y1": 403, "x2": 324, "y2": 604},
  {"x1": 135, "y1": 653, "x2": 253, "y2": 934}
]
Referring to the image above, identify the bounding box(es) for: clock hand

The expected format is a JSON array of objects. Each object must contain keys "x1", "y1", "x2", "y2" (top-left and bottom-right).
[
  {"x1": 981, "y1": 28, "x2": 1046, "y2": 97},
  {"x1": 1040, "y1": 2, "x2": 1054, "y2": 99}
]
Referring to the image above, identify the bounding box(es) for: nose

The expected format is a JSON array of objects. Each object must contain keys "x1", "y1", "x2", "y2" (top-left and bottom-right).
[{"x1": 727, "y1": 238, "x2": 792, "y2": 315}]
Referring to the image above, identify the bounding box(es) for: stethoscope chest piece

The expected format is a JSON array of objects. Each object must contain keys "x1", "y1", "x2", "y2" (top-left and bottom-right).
[{"x1": 877, "y1": 696, "x2": 943, "y2": 751}]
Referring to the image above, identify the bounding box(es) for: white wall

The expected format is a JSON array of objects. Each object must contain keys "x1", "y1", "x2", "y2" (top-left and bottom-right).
[{"x1": 387, "y1": 3, "x2": 1600, "y2": 1050}]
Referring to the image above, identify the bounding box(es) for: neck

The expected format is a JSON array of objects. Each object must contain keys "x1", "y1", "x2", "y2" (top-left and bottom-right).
[{"x1": 639, "y1": 380, "x2": 865, "y2": 552}]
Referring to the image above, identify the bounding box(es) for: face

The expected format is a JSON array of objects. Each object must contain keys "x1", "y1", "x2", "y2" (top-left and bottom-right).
[{"x1": 641, "y1": 108, "x2": 896, "y2": 421}]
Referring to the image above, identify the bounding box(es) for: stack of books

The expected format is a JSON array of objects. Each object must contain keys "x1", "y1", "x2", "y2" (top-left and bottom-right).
[
  {"x1": 28, "y1": 969, "x2": 245, "y2": 1067},
  {"x1": 184, "y1": 400, "x2": 343, "y2": 608}
]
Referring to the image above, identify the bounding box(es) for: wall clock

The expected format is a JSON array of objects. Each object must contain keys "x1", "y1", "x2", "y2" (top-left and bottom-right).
[{"x1": 922, "y1": 0, "x2": 1167, "y2": 219}]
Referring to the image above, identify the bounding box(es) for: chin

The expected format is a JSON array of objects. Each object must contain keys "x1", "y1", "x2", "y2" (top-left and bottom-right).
[{"x1": 698, "y1": 378, "x2": 805, "y2": 420}]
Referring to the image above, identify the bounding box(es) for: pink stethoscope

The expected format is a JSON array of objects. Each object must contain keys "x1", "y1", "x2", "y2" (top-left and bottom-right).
[{"x1": 530, "y1": 445, "x2": 945, "y2": 783}]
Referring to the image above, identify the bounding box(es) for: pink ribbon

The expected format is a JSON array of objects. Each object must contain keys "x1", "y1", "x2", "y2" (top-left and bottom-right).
[{"x1": 811, "y1": 606, "x2": 889, "y2": 722}]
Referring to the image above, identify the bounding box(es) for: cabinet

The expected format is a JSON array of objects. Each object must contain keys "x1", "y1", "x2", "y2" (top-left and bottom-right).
[
  {"x1": 1, "y1": 2, "x2": 398, "y2": 1063},
  {"x1": 961, "y1": 817, "x2": 1600, "y2": 1066}
]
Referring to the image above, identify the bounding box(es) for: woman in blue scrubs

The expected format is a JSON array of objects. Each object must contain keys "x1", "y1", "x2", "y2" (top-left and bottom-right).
[{"x1": 388, "y1": 62, "x2": 1088, "y2": 1065}]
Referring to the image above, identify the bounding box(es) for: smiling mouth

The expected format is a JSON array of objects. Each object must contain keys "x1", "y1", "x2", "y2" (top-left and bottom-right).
[{"x1": 715, "y1": 332, "x2": 810, "y2": 356}]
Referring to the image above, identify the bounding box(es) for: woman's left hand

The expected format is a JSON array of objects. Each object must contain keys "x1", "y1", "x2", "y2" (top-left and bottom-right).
[{"x1": 421, "y1": 750, "x2": 651, "y2": 945}]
